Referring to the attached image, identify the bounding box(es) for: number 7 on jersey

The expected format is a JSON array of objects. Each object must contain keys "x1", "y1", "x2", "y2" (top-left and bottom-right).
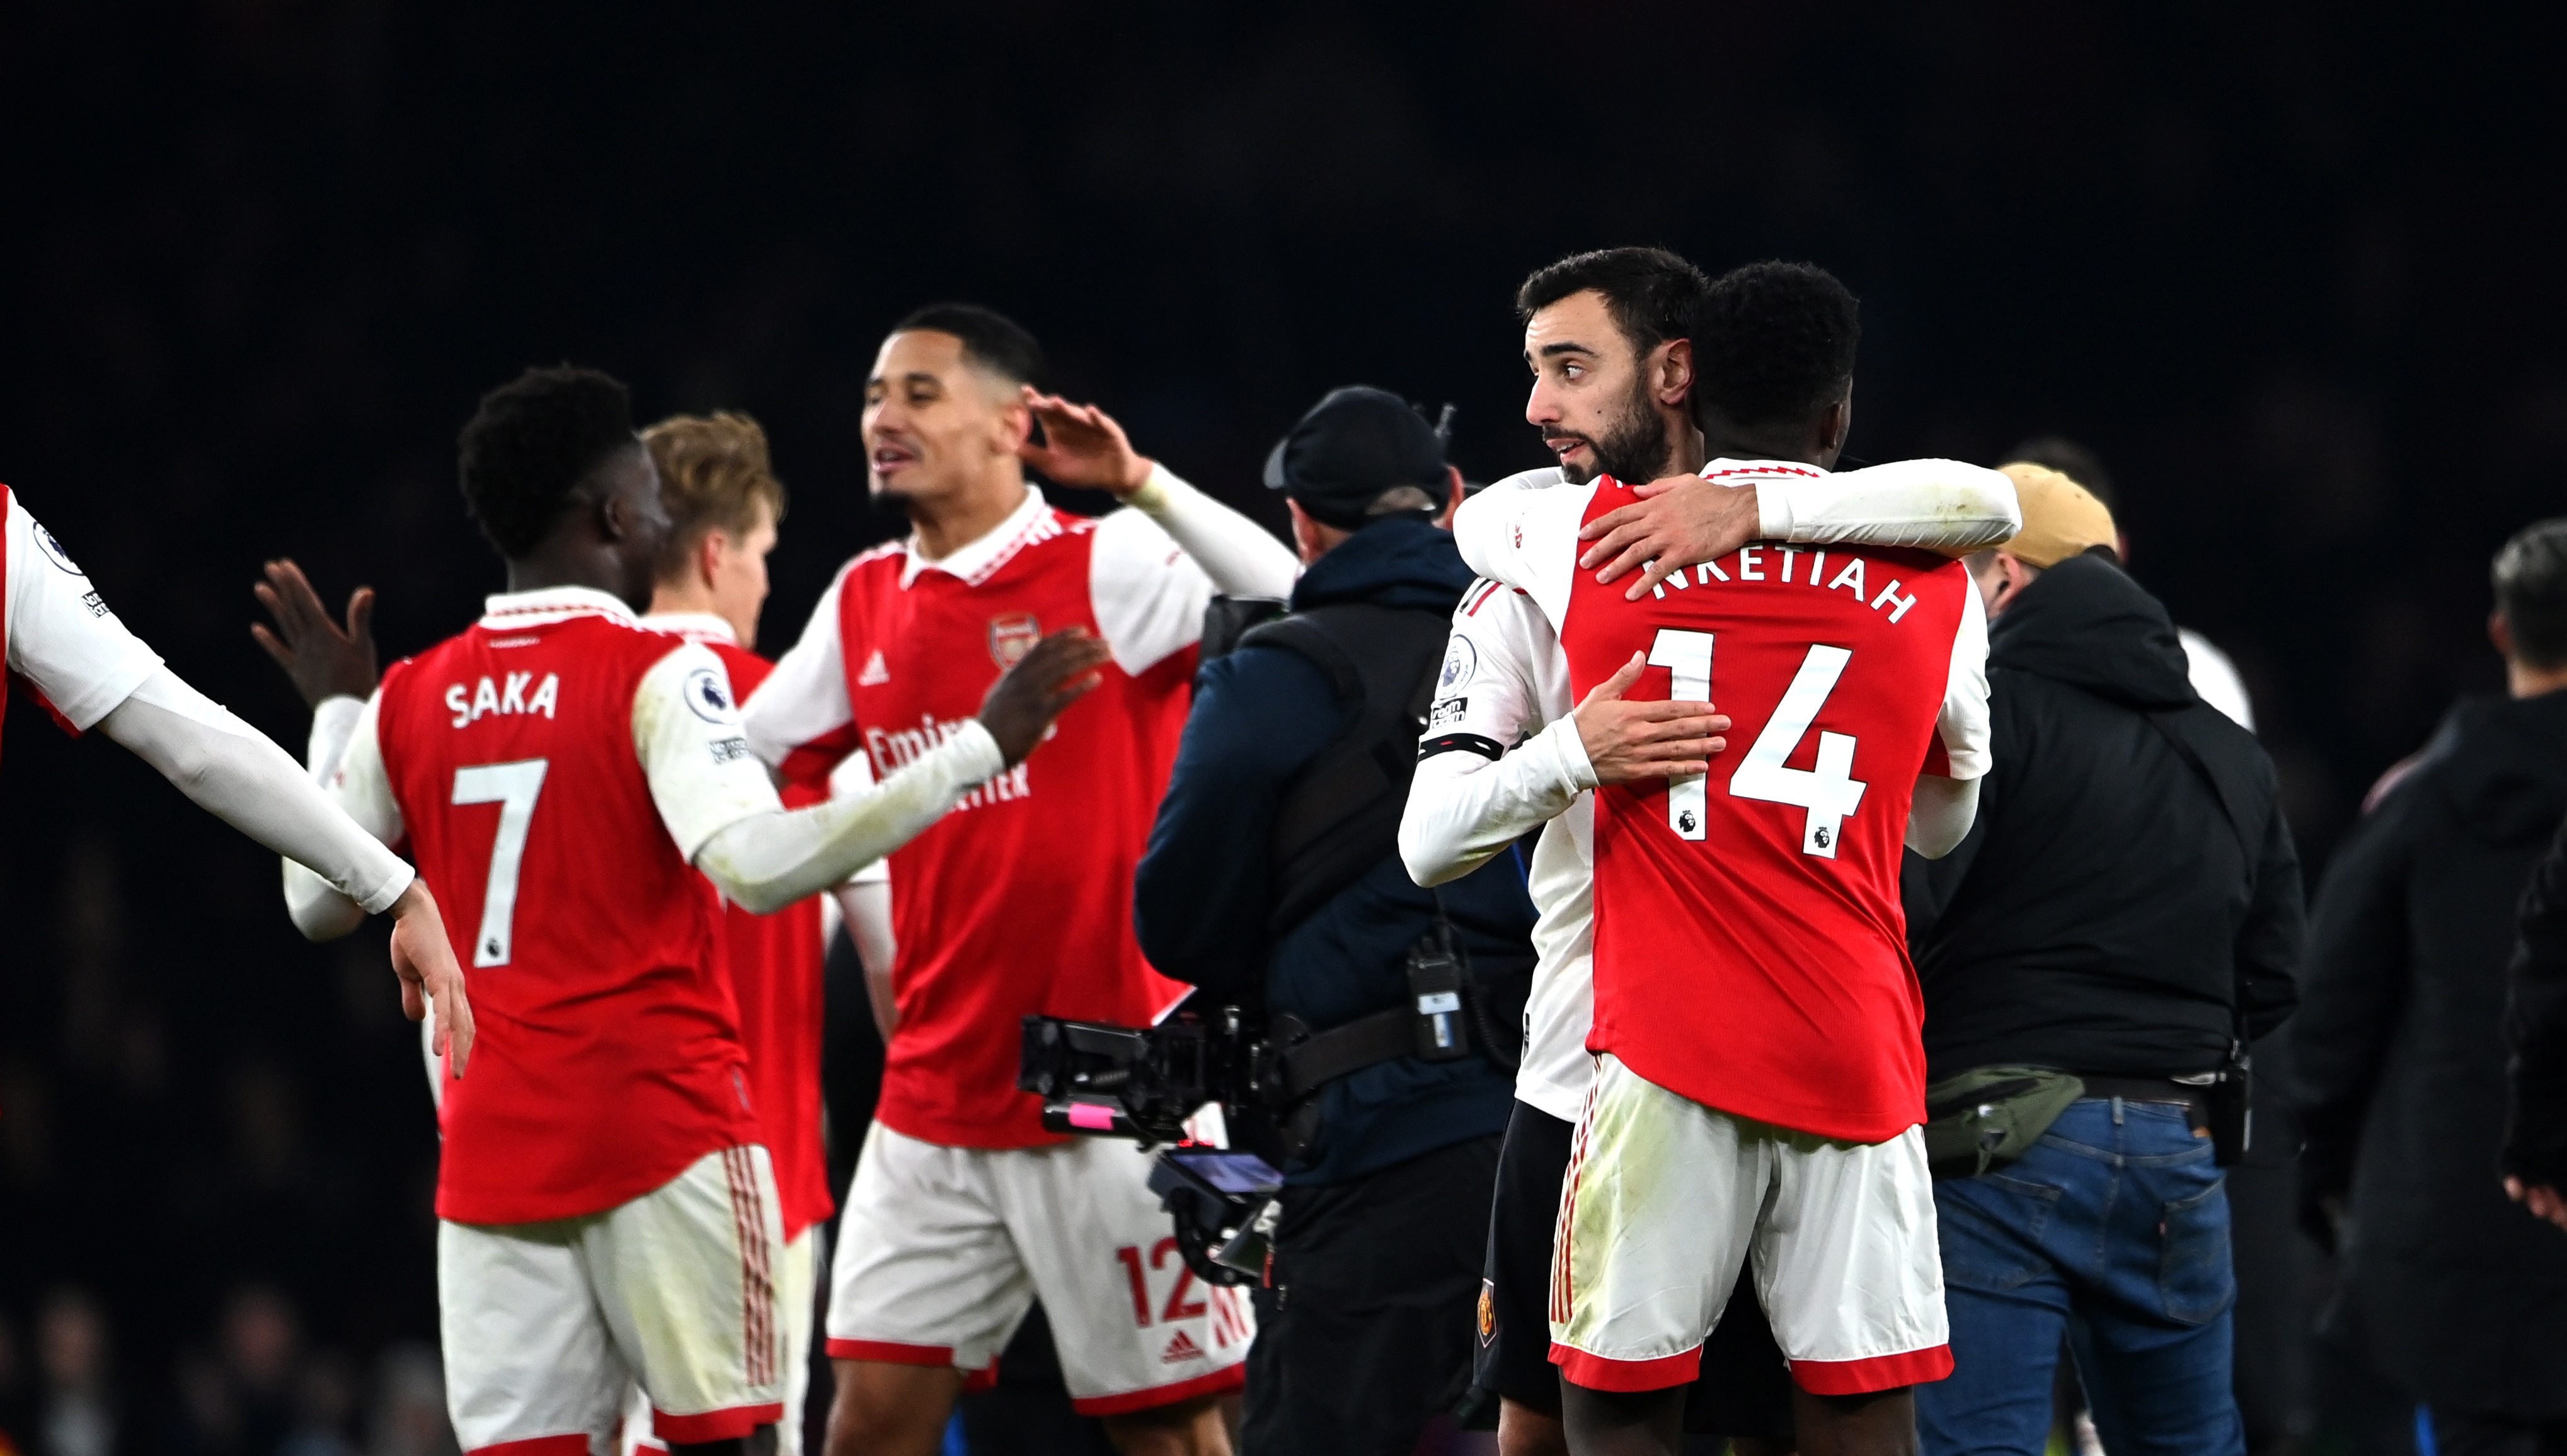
[
  {"x1": 452, "y1": 759, "x2": 549, "y2": 966},
  {"x1": 1646, "y1": 629, "x2": 1867, "y2": 859}
]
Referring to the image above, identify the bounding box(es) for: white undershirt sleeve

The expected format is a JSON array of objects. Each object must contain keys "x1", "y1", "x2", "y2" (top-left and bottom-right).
[
  {"x1": 1400, "y1": 587, "x2": 1595, "y2": 886},
  {"x1": 87, "y1": 668, "x2": 414, "y2": 927},
  {"x1": 4, "y1": 496, "x2": 164, "y2": 729},
  {"x1": 1904, "y1": 774, "x2": 1980, "y2": 859},
  {"x1": 281, "y1": 689, "x2": 408, "y2": 939},
  {"x1": 1756, "y1": 458, "x2": 2022, "y2": 554},
  {"x1": 1449, "y1": 479, "x2": 1599, "y2": 628},
  {"x1": 1089, "y1": 464, "x2": 1299, "y2": 677},
  {"x1": 741, "y1": 565, "x2": 856, "y2": 772},
  {"x1": 1935, "y1": 584, "x2": 1994, "y2": 782},
  {"x1": 652, "y1": 641, "x2": 1004, "y2": 914}
]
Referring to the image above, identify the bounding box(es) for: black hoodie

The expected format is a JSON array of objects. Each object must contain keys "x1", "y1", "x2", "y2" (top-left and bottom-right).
[
  {"x1": 1904, "y1": 554, "x2": 2304, "y2": 1080},
  {"x1": 2290, "y1": 687, "x2": 2567, "y2": 1418}
]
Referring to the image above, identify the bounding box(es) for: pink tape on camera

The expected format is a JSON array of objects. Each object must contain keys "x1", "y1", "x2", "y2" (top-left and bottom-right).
[{"x1": 1069, "y1": 1104, "x2": 1118, "y2": 1132}]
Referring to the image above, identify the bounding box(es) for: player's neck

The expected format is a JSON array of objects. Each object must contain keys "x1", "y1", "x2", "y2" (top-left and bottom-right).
[
  {"x1": 1699, "y1": 428, "x2": 1825, "y2": 469},
  {"x1": 909, "y1": 472, "x2": 1033, "y2": 561},
  {"x1": 647, "y1": 578, "x2": 717, "y2": 621},
  {"x1": 504, "y1": 542, "x2": 636, "y2": 609}
]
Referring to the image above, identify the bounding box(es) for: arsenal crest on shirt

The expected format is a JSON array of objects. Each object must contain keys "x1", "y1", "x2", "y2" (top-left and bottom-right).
[{"x1": 987, "y1": 612, "x2": 1040, "y2": 668}]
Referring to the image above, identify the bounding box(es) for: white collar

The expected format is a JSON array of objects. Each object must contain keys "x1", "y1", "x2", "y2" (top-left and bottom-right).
[
  {"x1": 898, "y1": 486, "x2": 1049, "y2": 590},
  {"x1": 479, "y1": 585, "x2": 641, "y2": 629},
  {"x1": 641, "y1": 610, "x2": 739, "y2": 646}
]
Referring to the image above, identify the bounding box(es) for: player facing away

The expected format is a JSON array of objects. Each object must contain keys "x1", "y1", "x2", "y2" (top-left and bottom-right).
[
  {"x1": 1458, "y1": 264, "x2": 1994, "y2": 1456},
  {"x1": 0, "y1": 481, "x2": 473, "y2": 1063},
  {"x1": 1399, "y1": 251, "x2": 2020, "y2": 1456},
  {"x1": 270, "y1": 367, "x2": 1111, "y2": 1456},
  {"x1": 624, "y1": 411, "x2": 837, "y2": 1456},
  {"x1": 742, "y1": 305, "x2": 1299, "y2": 1456}
]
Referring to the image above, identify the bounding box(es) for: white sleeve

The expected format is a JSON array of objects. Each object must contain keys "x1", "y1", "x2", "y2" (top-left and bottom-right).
[
  {"x1": 1934, "y1": 584, "x2": 1993, "y2": 781},
  {"x1": 829, "y1": 749, "x2": 892, "y2": 886},
  {"x1": 1399, "y1": 587, "x2": 1594, "y2": 887},
  {"x1": 307, "y1": 694, "x2": 367, "y2": 785},
  {"x1": 87, "y1": 667, "x2": 413, "y2": 921},
  {"x1": 742, "y1": 565, "x2": 855, "y2": 771},
  {"x1": 281, "y1": 689, "x2": 410, "y2": 939},
  {"x1": 2178, "y1": 628, "x2": 2255, "y2": 732},
  {"x1": 1119, "y1": 462, "x2": 1299, "y2": 599},
  {"x1": 1756, "y1": 458, "x2": 2021, "y2": 553},
  {"x1": 1449, "y1": 478, "x2": 1598, "y2": 628},
  {"x1": 633, "y1": 644, "x2": 791, "y2": 861},
  {"x1": 693, "y1": 722, "x2": 1003, "y2": 914},
  {"x1": 4, "y1": 497, "x2": 164, "y2": 730},
  {"x1": 1088, "y1": 466, "x2": 1297, "y2": 677}
]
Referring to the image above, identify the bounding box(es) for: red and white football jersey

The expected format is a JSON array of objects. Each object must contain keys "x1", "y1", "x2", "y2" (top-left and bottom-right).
[
  {"x1": 364, "y1": 589, "x2": 783, "y2": 1224},
  {"x1": 646, "y1": 612, "x2": 836, "y2": 1241},
  {"x1": 744, "y1": 488, "x2": 1238, "y2": 1149},
  {"x1": 1, "y1": 484, "x2": 165, "y2": 754},
  {"x1": 1469, "y1": 467, "x2": 1990, "y2": 1144}
]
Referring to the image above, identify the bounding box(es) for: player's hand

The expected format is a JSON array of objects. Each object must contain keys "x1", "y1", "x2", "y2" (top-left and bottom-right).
[
  {"x1": 1573, "y1": 651, "x2": 1730, "y2": 786},
  {"x1": 2507, "y1": 1176, "x2": 2567, "y2": 1233},
  {"x1": 1577, "y1": 475, "x2": 1764, "y2": 601},
  {"x1": 388, "y1": 878, "x2": 473, "y2": 1078},
  {"x1": 253, "y1": 558, "x2": 381, "y2": 708},
  {"x1": 1017, "y1": 387, "x2": 1156, "y2": 498},
  {"x1": 979, "y1": 628, "x2": 1113, "y2": 767}
]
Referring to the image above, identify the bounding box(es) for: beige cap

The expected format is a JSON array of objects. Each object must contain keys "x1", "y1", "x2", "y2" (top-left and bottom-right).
[{"x1": 1996, "y1": 462, "x2": 2118, "y2": 569}]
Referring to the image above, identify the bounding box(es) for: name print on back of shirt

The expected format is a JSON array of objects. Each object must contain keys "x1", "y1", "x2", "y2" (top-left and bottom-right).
[
  {"x1": 1645, "y1": 543, "x2": 1924, "y2": 624},
  {"x1": 444, "y1": 672, "x2": 562, "y2": 728}
]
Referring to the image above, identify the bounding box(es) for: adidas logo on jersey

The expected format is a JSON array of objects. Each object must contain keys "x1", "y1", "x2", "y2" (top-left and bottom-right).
[
  {"x1": 856, "y1": 650, "x2": 890, "y2": 685},
  {"x1": 1160, "y1": 1330, "x2": 1206, "y2": 1365}
]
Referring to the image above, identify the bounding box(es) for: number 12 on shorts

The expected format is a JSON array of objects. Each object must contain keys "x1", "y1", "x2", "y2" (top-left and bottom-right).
[{"x1": 1645, "y1": 629, "x2": 1867, "y2": 859}]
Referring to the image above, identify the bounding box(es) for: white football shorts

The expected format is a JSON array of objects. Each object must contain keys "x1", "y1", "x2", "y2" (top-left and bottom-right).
[
  {"x1": 1550, "y1": 1053, "x2": 1952, "y2": 1396},
  {"x1": 619, "y1": 1224, "x2": 819, "y2": 1456},
  {"x1": 442, "y1": 1145, "x2": 788, "y2": 1456},
  {"x1": 826, "y1": 1123, "x2": 1253, "y2": 1415}
]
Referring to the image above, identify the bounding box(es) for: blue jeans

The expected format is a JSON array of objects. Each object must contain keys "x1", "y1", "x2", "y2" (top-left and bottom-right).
[{"x1": 1915, "y1": 1097, "x2": 2243, "y2": 1456}]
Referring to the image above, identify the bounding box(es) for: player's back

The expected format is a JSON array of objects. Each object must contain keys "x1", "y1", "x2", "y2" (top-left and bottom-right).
[
  {"x1": 1547, "y1": 470, "x2": 1984, "y2": 1143},
  {"x1": 376, "y1": 601, "x2": 753, "y2": 1224}
]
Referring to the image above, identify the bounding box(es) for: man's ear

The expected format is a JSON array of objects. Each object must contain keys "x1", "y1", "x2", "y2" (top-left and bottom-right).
[
  {"x1": 594, "y1": 488, "x2": 629, "y2": 543},
  {"x1": 1655, "y1": 338, "x2": 1696, "y2": 406},
  {"x1": 1436, "y1": 465, "x2": 1466, "y2": 530},
  {"x1": 996, "y1": 393, "x2": 1035, "y2": 457},
  {"x1": 2493, "y1": 610, "x2": 2518, "y2": 662},
  {"x1": 697, "y1": 529, "x2": 728, "y2": 592},
  {"x1": 1818, "y1": 391, "x2": 1854, "y2": 454}
]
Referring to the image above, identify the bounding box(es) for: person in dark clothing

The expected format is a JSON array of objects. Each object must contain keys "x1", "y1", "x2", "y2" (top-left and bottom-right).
[
  {"x1": 1134, "y1": 386, "x2": 1537, "y2": 1456},
  {"x1": 1904, "y1": 465, "x2": 2305, "y2": 1456},
  {"x1": 2296, "y1": 517, "x2": 2567, "y2": 1455}
]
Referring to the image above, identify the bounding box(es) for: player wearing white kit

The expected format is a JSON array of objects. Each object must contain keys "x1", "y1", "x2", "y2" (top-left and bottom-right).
[
  {"x1": 741, "y1": 306, "x2": 1297, "y2": 1456},
  {"x1": 267, "y1": 367, "x2": 1110, "y2": 1456},
  {"x1": 1398, "y1": 252, "x2": 2018, "y2": 1456},
  {"x1": 0, "y1": 480, "x2": 472, "y2": 1063}
]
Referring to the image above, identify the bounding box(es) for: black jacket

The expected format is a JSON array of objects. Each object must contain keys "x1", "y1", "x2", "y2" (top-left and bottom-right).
[
  {"x1": 2294, "y1": 689, "x2": 2567, "y2": 1418},
  {"x1": 2507, "y1": 813, "x2": 2567, "y2": 1188},
  {"x1": 1904, "y1": 554, "x2": 2303, "y2": 1082},
  {"x1": 1134, "y1": 518, "x2": 1535, "y2": 1186}
]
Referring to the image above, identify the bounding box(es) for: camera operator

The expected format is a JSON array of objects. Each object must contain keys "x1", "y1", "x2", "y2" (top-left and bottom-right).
[
  {"x1": 1133, "y1": 386, "x2": 1538, "y2": 1456},
  {"x1": 1900, "y1": 466, "x2": 2304, "y2": 1456}
]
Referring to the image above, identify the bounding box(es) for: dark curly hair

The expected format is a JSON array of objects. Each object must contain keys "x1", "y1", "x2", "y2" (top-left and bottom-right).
[
  {"x1": 457, "y1": 365, "x2": 639, "y2": 559},
  {"x1": 1692, "y1": 261, "x2": 1860, "y2": 429},
  {"x1": 1514, "y1": 247, "x2": 1708, "y2": 358}
]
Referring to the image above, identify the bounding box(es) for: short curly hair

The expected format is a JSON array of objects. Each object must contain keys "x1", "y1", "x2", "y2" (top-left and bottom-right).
[
  {"x1": 1692, "y1": 261, "x2": 1860, "y2": 429},
  {"x1": 457, "y1": 365, "x2": 639, "y2": 559},
  {"x1": 643, "y1": 410, "x2": 787, "y2": 583}
]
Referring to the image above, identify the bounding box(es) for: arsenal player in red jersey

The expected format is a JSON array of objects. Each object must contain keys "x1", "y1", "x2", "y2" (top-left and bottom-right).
[
  {"x1": 262, "y1": 366, "x2": 1108, "y2": 1456},
  {"x1": 632, "y1": 410, "x2": 836, "y2": 1456},
  {"x1": 744, "y1": 306, "x2": 1297, "y2": 1456},
  {"x1": 1458, "y1": 265, "x2": 1992, "y2": 1456}
]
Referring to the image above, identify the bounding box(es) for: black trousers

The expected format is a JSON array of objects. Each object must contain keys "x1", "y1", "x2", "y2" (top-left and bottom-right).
[{"x1": 1241, "y1": 1135, "x2": 1502, "y2": 1456}]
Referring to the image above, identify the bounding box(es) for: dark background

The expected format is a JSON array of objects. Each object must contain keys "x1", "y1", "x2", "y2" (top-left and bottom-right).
[{"x1": 0, "y1": 1, "x2": 2557, "y2": 1451}]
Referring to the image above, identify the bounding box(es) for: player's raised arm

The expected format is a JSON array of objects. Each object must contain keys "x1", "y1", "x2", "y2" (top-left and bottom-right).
[
  {"x1": 1573, "y1": 457, "x2": 2024, "y2": 600},
  {"x1": 669, "y1": 628, "x2": 1111, "y2": 915},
  {"x1": 1018, "y1": 386, "x2": 1300, "y2": 600}
]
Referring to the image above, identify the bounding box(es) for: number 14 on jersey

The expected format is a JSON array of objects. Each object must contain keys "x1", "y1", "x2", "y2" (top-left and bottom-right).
[{"x1": 1647, "y1": 628, "x2": 1867, "y2": 859}]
